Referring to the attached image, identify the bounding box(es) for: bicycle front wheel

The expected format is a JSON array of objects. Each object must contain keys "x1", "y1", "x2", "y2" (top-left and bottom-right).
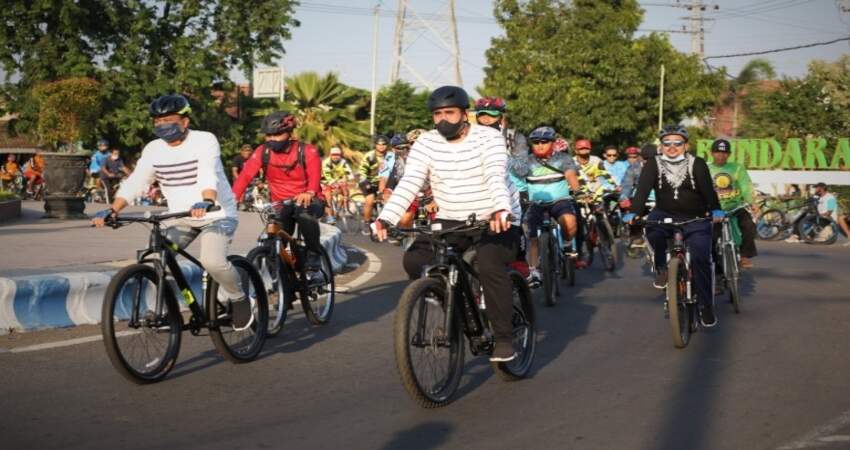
[
  {"x1": 539, "y1": 232, "x2": 556, "y2": 307},
  {"x1": 724, "y1": 246, "x2": 741, "y2": 314},
  {"x1": 756, "y1": 209, "x2": 785, "y2": 240},
  {"x1": 492, "y1": 271, "x2": 536, "y2": 381},
  {"x1": 207, "y1": 256, "x2": 268, "y2": 363},
  {"x1": 666, "y1": 257, "x2": 692, "y2": 349},
  {"x1": 247, "y1": 245, "x2": 287, "y2": 337},
  {"x1": 301, "y1": 246, "x2": 335, "y2": 325},
  {"x1": 598, "y1": 219, "x2": 616, "y2": 272},
  {"x1": 394, "y1": 278, "x2": 464, "y2": 408},
  {"x1": 101, "y1": 264, "x2": 182, "y2": 384}
]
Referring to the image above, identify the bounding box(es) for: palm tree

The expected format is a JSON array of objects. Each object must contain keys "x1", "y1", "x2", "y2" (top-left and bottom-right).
[
  {"x1": 255, "y1": 72, "x2": 370, "y2": 156},
  {"x1": 723, "y1": 59, "x2": 776, "y2": 137}
]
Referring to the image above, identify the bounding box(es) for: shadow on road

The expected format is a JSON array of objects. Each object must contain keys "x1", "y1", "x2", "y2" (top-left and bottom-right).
[{"x1": 379, "y1": 421, "x2": 454, "y2": 450}]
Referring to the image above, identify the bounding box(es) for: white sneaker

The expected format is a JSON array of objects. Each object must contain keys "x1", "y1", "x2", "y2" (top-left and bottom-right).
[
  {"x1": 526, "y1": 268, "x2": 541, "y2": 287},
  {"x1": 784, "y1": 235, "x2": 801, "y2": 243}
]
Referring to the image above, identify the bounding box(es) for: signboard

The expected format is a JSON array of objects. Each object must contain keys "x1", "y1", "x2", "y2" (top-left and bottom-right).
[{"x1": 252, "y1": 67, "x2": 285, "y2": 100}]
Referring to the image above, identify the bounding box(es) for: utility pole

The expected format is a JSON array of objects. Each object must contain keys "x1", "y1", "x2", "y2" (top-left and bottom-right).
[
  {"x1": 370, "y1": 1, "x2": 381, "y2": 136},
  {"x1": 449, "y1": 0, "x2": 462, "y2": 86},
  {"x1": 676, "y1": 0, "x2": 718, "y2": 59},
  {"x1": 389, "y1": 0, "x2": 407, "y2": 83}
]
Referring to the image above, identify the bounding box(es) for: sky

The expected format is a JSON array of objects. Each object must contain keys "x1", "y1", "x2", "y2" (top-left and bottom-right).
[{"x1": 244, "y1": 0, "x2": 850, "y2": 94}]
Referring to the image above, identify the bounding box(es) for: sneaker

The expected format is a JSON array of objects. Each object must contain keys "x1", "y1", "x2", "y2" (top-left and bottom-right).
[
  {"x1": 229, "y1": 296, "x2": 253, "y2": 331},
  {"x1": 700, "y1": 304, "x2": 718, "y2": 328},
  {"x1": 526, "y1": 268, "x2": 541, "y2": 288},
  {"x1": 653, "y1": 269, "x2": 668, "y2": 289},
  {"x1": 629, "y1": 237, "x2": 646, "y2": 248},
  {"x1": 489, "y1": 339, "x2": 516, "y2": 362},
  {"x1": 361, "y1": 221, "x2": 372, "y2": 236},
  {"x1": 324, "y1": 216, "x2": 337, "y2": 225},
  {"x1": 842, "y1": 241, "x2": 850, "y2": 247},
  {"x1": 784, "y1": 235, "x2": 801, "y2": 243}
]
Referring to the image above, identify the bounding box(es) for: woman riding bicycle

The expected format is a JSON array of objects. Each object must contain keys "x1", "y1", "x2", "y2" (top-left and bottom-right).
[
  {"x1": 509, "y1": 126, "x2": 580, "y2": 285},
  {"x1": 624, "y1": 125, "x2": 724, "y2": 328}
]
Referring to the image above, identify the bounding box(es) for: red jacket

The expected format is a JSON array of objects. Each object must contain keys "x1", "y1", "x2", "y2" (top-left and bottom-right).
[{"x1": 232, "y1": 141, "x2": 323, "y2": 202}]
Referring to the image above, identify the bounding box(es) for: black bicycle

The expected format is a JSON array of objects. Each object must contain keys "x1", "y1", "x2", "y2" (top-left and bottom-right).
[
  {"x1": 100, "y1": 208, "x2": 268, "y2": 384},
  {"x1": 392, "y1": 216, "x2": 536, "y2": 408},
  {"x1": 642, "y1": 216, "x2": 711, "y2": 349},
  {"x1": 532, "y1": 200, "x2": 576, "y2": 307},
  {"x1": 716, "y1": 205, "x2": 747, "y2": 314},
  {"x1": 577, "y1": 194, "x2": 617, "y2": 271},
  {"x1": 246, "y1": 200, "x2": 335, "y2": 336}
]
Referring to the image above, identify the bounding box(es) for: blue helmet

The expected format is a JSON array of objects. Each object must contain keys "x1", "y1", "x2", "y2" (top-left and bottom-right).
[
  {"x1": 389, "y1": 134, "x2": 408, "y2": 148},
  {"x1": 528, "y1": 126, "x2": 557, "y2": 142},
  {"x1": 658, "y1": 124, "x2": 689, "y2": 141}
]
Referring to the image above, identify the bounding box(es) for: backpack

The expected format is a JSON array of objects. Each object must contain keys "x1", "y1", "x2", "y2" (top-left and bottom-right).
[{"x1": 261, "y1": 141, "x2": 306, "y2": 179}]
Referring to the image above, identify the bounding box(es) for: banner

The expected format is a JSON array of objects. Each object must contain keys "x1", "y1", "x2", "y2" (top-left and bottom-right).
[{"x1": 696, "y1": 138, "x2": 850, "y2": 170}]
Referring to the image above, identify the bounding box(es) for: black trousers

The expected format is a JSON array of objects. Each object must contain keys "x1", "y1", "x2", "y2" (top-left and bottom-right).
[
  {"x1": 277, "y1": 199, "x2": 324, "y2": 254},
  {"x1": 713, "y1": 209, "x2": 757, "y2": 259},
  {"x1": 402, "y1": 221, "x2": 521, "y2": 341}
]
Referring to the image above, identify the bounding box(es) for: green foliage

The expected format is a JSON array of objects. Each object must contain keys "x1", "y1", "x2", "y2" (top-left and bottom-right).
[
  {"x1": 253, "y1": 72, "x2": 370, "y2": 156},
  {"x1": 0, "y1": 0, "x2": 299, "y2": 151},
  {"x1": 482, "y1": 0, "x2": 723, "y2": 148},
  {"x1": 0, "y1": 189, "x2": 19, "y2": 201},
  {"x1": 374, "y1": 81, "x2": 432, "y2": 137},
  {"x1": 32, "y1": 77, "x2": 102, "y2": 150}
]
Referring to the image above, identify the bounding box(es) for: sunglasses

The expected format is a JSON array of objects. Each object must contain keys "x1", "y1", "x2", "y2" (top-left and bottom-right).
[
  {"x1": 531, "y1": 140, "x2": 552, "y2": 145},
  {"x1": 605, "y1": 153, "x2": 618, "y2": 158},
  {"x1": 661, "y1": 140, "x2": 685, "y2": 148}
]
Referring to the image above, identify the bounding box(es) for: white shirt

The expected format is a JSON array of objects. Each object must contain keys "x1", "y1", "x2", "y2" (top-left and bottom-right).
[
  {"x1": 379, "y1": 124, "x2": 521, "y2": 225},
  {"x1": 117, "y1": 130, "x2": 238, "y2": 221}
]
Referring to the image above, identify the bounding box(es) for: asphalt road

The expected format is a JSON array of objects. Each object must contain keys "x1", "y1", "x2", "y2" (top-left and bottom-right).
[{"x1": 2, "y1": 235, "x2": 849, "y2": 450}]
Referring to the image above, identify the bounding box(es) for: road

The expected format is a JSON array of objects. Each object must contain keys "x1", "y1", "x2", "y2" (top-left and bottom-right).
[{"x1": 1, "y1": 235, "x2": 849, "y2": 450}]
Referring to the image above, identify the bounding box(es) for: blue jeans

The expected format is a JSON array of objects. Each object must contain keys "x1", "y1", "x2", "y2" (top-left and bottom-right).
[{"x1": 646, "y1": 209, "x2": 715, "y2": 309}]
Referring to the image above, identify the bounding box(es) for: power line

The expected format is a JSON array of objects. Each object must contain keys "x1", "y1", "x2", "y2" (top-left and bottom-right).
[{"x1": 703, "y1": 36, "x2": 850, "y2": 59}]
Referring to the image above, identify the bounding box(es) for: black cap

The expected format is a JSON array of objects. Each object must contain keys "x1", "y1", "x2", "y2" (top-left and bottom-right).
[
  {"x1": 815, "y1": 182, "x2": 827, "y2": 189},
  {"x1": 711, "y1": 139, "x2": 731, "y2": 153}
]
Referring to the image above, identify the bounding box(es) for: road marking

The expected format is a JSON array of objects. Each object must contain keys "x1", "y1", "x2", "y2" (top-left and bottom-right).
[
  {"x1": 778, "y1": 408, "x2": 850, "y2": 449},
  {"x1": 336, "y1": 246, "x2": 381, "y2": 294},
  {"x1": 3, "y1": 330, "x2": 138, "y2": 354}
]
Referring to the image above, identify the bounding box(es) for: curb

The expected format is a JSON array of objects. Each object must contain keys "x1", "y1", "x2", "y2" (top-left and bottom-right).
[{"x1": 0, "y1": 225, "x2": 347, "y2": 335}]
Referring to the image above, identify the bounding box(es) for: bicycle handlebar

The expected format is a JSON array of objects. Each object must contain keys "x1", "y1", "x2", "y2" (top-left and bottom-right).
[
  {"x1": 639, "y1": 216, "x2": 711, "y2": 227},
  {"x1": 103, "y1": 206, "x2": 222, "y2": 228}
]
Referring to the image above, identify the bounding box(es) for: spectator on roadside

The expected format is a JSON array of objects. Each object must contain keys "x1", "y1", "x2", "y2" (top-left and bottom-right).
[
  {"x1": 1, "y1": 154, "x2": 21, "y2": 191},
  {"x1": 231, "y1": 144, "x2": 253, "y2": 181},
  {"x1": 786, "y1": 183, "x2": 840, "y2": 243},
  {"x1": 838, "y1": 212, "x2": 850, "y2": 246},
  {"x1": 23, "y1": 152, "x2": 45, "y2": 196},
  {"x1": 88, "y1": 139, "x2": 110, "y2": 189}
]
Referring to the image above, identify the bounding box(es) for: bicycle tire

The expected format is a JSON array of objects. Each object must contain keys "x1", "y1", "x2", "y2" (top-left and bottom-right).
[
  {"x1": 666, "y1": 257, "x2": 691, "y2": 349},
  {"x1": 301, "y1": 246, "x2": 335, "y2": 325},
  {"x1": 539, "y1": 231, "x2": 556, "y2": 307},
  {"x1": 492, "y1": 271, "x2": 536, "y2": 381},
  {"x1": 566, "y1": 254, "x2": 576, "y2": 287},
  {"x1": 207, "y1": 256, "x2": 268, "y2": 363},
  {"x1": 582, "y1": 223, "x2": 596, "y2": 267},
  {"x1": 598, "y1": 218, "x2": 616, "y2": 271},
  {"x1": 101, "y1": 264, "x2": 182, "y2": 384},
  {"x1": 394, "y1": 277, "x2": 464, "y2": 408},
  {"x1": 724, "y1": 246, "x2": 741, "y2": 314},
  {"x1": 798, "y1": 215, "x2": 838, "y2": 245},
  {"x1": 756, "y1": 209, "x2": 785, "y2": 240},
  {"x1": 246, "y1": 245, "x2": 287, "y2": 337}
]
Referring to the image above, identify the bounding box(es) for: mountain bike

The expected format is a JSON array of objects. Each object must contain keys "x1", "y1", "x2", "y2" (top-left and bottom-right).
[
  {"x1": 642, "y1": 216, "x2": 711, "y2": 349},
  {"x1": 392, "y1": 217, "x2": 536, "y2": 408},
  {"x1": 325, "y1": 182, "x2": 353, "y2": 232},
  {"x1": 577, "y1": 194, "x2": 617, "y2": 271},
  {"x1": 532, "y1": 200, "x2": 576, "y2": 306},
  {"x1": 757, "y1": 195, "x2": 838, "y2": 244},
  {"x1": 246, "y1": 200, "x2": 335, "y2": 337},
  {"x1": 100, "y1": 208, "x2": 268, "y2": 383},
  {"x1": 716, "y1": 205, "x2": 747, "y2": 314}
]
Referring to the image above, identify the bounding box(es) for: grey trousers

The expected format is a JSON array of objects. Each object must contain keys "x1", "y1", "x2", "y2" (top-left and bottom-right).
[{"x1": 165, "y1": 217, "x2": 243, "y2": 300}]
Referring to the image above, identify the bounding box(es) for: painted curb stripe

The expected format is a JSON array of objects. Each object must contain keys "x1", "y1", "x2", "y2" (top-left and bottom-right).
[{"x1": 14, "y1": 277, "x2": 73, "y2": 329}]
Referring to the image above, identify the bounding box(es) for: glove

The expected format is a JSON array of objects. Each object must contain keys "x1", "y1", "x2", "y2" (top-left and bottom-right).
[
  {"x1": 711, "y1": 209, "x2": 726, "y2": 219},
  {"x1": 192, "y1": 199, "x2": 215, "y2": 211},
  {"x1": 622, "y1": 212, "x2": 636, "y2": 224},
  {"x1": 94, "y1": 208, "x2": 115, "y2": 219}
]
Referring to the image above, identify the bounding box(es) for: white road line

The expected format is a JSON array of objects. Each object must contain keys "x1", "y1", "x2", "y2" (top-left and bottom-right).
[
  {"x1": 336, "y1": 246, "x2": 381, "y2": 294},
  {"x1": 778, "y1": 408, "x2": 850, "y2": 449},
  {"x1": 5, "y1": 330, "x2": 138, "y2": 354}
]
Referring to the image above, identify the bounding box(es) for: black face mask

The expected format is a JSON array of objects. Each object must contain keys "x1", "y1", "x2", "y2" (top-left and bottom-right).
[
  {"x1": 265, "y1": 140, "x2": 290, "y2": 153},
  {"x1": 435, "y1": 120, "x2": 466, "y2": 140}
]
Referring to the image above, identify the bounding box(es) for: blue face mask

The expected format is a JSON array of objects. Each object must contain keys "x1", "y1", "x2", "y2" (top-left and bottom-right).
[{"x1": 154, "y1": 123, "x2": 187, "y2": 142}]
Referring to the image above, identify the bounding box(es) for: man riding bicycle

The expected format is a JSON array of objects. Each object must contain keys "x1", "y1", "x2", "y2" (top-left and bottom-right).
[
  {"x1": 372, "y1": 86, "x2": 523, "y2": 362},
  {"x1": 358, "y1": 134, "x2": 395, "y2": 234},
  {"x1": 624, "y1": 125, "x2": 724, "y2": 328},
  {"x1": 602, "y1": 145, "x2": 629, "y2": 186},
  {"x1": 101, "y1": 148, "x2": 131, "y2": 202},
  {"x1": 322, "y1": 146, "x2": 354, "y2": 223},
  {"x1": 509, "y1": 126, "x2": 580, "y2": 285},
  {"x1": 378, "y1": 132, "x2": 436, "y2": 230},
  {"x1": 708, "y1": 138, "x2": 758, "y2": 269},
  {"x1": 232, "y1": 111, "x2": 325, "y2": 267},
  {"x1": 87, "y1": 138, "x2": 111, "y2": 190},
  {"x1": 91, "y1": 94, "x2": 251, "y2": 329},
  {"x1": 619, "y1": 144, "x2": 657, "y2": 248},
  {"x1": 572, "y1": 139, "x2": 618, "y2": 268}
]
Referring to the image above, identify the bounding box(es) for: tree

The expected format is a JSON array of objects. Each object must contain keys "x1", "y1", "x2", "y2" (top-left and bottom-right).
[
  {"x1": 720, "y1": 59, "x2": 776, "y2": 137},
  {"x1": 0, "y1": 0, "x2": 299, "y2": 149},
  {"x1": 482, "y1": 0, "x2": 723, "y2": 147},
  {"x1": 254, "y1": 72, "x2": 370, "y2": 156},
  {"x1": 374, "y1": 81, "x2": 432, "y2": 137},
  {"x1": 32, "y1": 77, "x2": 102, "y2": 150}
]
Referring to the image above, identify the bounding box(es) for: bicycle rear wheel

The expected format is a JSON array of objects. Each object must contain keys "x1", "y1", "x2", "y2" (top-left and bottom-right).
[
  {"x1": 301, "y1": 246, "x2": 335, "y2": 325},
  {"x1": 394, "y1": 278, "x2": 464, "y2": 408},
  {"x1": 798, "y1": 215, "x2": 838, "y2": 245},
  {"x1": 756, "y1": 209, "x2": 785, "y2": 240},
  {"x1": 598, "y1": 219, "x2": 616, "y2": 271},
  {"x1": 101, "y1": 264, "x2": 182, "y2": 384},
  {"x1": 666, "y1": 257, "x2": 692, "y2": 349},
  {"x1": 539, "y1": 232, "x2": 556, "y2": 307},
  {"x1": 724, "y1": 246, "x2": 741, "y2": 314},
  {"x1": 246, "y1": 245, "x2": 286, "y2": 337},
  {"x1": 492, "y1": 271, "x2": 536, "y2": 381},
  {"x1": 207, "y1": 256, "x2": 268, "y2": 363}
]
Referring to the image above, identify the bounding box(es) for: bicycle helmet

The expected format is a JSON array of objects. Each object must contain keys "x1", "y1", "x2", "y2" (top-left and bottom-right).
[
  {"x1": 149, "y1": 94, "x2": 192, "y2": 118},
  {"x1": 427, "y1": 85, "x2": 470, "y2": 111},
  {"x1": 261, "y1": 111, "x2": 296, "y2": 135},
  {"x1": 97, "y1": 138, "x2": 109, "y2": 147},
  {"x1": 405, "y1": 128, "x2": 427, "y2": 144},
  {"x1": 374, "y1": 134, "x2": 390, "y2": 146},
  {"x1": 389, "y1": 134, "x2": 408, "y2": 148},
  {"x1": 624, "y1": 146, "x2": 640, "y2": 155},
  {"x1": 711, "y1": 138, "x2": 731, "y2": 153},
  {"x1": 474, "y1": 96, "x2": 507, "y2": 115},
  {"x1": 658, "y1": 124, "x2": 689, "y2": 141},
  {"x1": 528, "y1": 126, "x2": 557, "y2": 142}
]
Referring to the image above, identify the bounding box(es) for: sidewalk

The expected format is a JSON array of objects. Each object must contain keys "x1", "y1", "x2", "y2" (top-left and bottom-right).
[{"x1": 0, "y1": 201, "x2": 349, "y2": 333}]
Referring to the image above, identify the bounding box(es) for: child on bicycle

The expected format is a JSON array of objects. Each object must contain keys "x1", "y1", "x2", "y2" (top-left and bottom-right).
[{"x1": 509, "y1": 126, "x2": 580, "y2": 286}]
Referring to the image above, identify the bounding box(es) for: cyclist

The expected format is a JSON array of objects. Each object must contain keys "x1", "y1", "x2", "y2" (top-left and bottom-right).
[
  {"x1": 624, "y1": 125, "x2": 723, "y2": 328},
  {"x1": 87, "y1": 138, "x2": 110, "y2": 190},
  {"x1": 321, "y1": 146, "x2": 354, "y2": 223},
  {"x1": 602, "y1": 145, "x2": 629, "y2": 186},
  {"x1": 619, "y1": 144, "x2": 657, "y2": 248},
  {"x1": 372, "y1": 85, "x2": 522, "y2": 362},
  {"x1": 358, "y1": 134, "x2": 395, "y2": 234},
  {"x1": 509, "y1": 126, "x2": 580, "y2": 285},
  {"x1": 91, "y1": 94, "x2": 251, "y2": 329},
  {"x1": 379, "y1": 131, "x2": 437, "y2": 231},
  {"x1": 474, "y1": 96, "x2": 529, "y2": 202},
  {"x1": 707, "y1": 138, "x2": 758, "y2": 269},
  {"x1": 101, "y1": 148, "x2": 131, "y2": 201},
  {"x1": 573, "y1": 139, "x2": 618, "y2": 268},
  {"x1": 232, "y1": 111, "x2": 325, "y2": 265}
]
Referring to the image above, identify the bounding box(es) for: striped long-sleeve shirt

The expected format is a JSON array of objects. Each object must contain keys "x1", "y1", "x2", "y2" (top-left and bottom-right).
[
  {"x1": 378, "y1": 125, "x2": 521, "y2": 225},
  {"x1": 116, "y1": 130, "x2": 238, "y2": 221}
]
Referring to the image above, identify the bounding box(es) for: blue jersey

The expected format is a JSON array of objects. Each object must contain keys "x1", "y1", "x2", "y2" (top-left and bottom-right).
[
  {"x1": 89, "y1": 151, "x2": 109, "y2": 173},
  {"x1": 510, "y1": 152, "x2": 577, "y2": 203},
  {"x1": 603, "y1": 160, "x2": 629, "y2": 185}
]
